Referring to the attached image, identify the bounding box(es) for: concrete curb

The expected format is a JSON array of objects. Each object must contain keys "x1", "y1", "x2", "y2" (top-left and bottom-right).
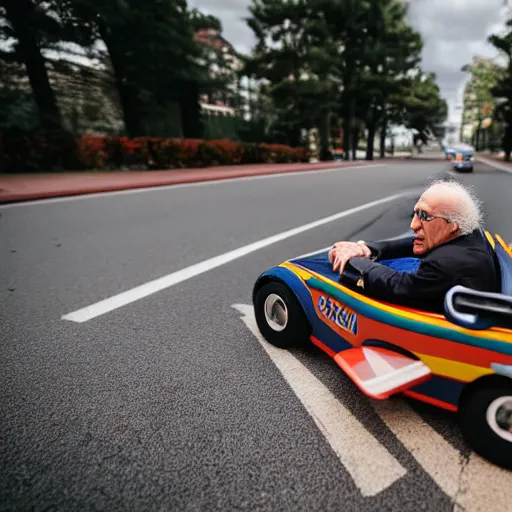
[
  {"x1": 476, "y1": 156, "x2": 512, "y2": 174},
  {"x1": 0, "y1": 161, "x2": 383, "y2": 204}
]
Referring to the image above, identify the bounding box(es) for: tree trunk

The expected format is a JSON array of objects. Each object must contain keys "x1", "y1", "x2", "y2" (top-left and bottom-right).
[
  {"x1": 342, "y1": 66, "x2": 356, "y2": 161},
  {"x1": 98, "y1": 22, "x2": 145, "y2": 137},
  {"x1": 4, "y1": 0, "x2": 63, "y2": 131},
  {"x1": 475, "y1": 121, "x2": 482, "y2": 151},
  {"x1": 343, "y1": 108, "x2": 353, "y2": 160},
  {"x1": 503, "y1": 122, "x2": 512, "y2": 162},
  {"x1": 179, "y1": 79, "x2": 203, "y2": 139},
  {"x1": 379, "y1": 120, "x2": 387, "y2": 159},
  {"x1": 351, "y1": 128, "x2": 358, "y2": 161},
  {"x1": 366, "y1": 123, "x2": 376, "y2": 160},
  {"x1": 318, "y1": 109, "x2": 331, "y2": 161}
]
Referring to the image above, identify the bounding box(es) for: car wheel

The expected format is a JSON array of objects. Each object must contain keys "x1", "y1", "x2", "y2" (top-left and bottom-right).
[
  {"x1": 458, "y1": 382, "x2": 512, "y2": 469},
  {"x1": 254, "y1": 281, "x2": 311, "y2": 349}
]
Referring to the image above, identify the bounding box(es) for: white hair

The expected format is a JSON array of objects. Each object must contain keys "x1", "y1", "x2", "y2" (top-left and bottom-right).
[{"x1": 422, "y1": 179, "x2": 484, "y2": 235}]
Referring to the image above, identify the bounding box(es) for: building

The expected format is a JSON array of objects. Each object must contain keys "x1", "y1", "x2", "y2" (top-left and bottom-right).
[
  {"x1": 194, "y1": 28, "x2": 244, "y2": 119},
  {"x1": 0, "y1": 55, "x2": 124, "y2": 135}
]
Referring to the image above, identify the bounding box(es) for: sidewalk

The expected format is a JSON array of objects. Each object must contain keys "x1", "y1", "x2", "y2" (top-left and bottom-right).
[
  {"x1": 0, "y1": 160, "x2": 380, "y2": 204},
  {"x1": 476, "y1": 152, "x2": 512, "y2": 173}
]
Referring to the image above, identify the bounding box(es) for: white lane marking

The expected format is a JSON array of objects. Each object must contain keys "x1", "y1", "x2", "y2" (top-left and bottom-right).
[
  {"x1": 235, "y1": 303, "x2": 511, "y2": 507},
  {"x1": 372, "y1": 396, "x2": 511, "y2": 511},
  {"x1": 291, "y1": 245, "x2": 333, "y2": 259},
  {"x1": 232, "y1": 303, "x2": 407, "y2": 497},
  {"x1": 455, "y1": 453, "x2": 512, "y2": 512},
  {"x1": 0, "y1": 164, "x2": 386, "y2": 209},
  {"x1": 372, "y1": 400, "x2": 462, "y2": 498},
  {"x1": 62, "y1": 192, "x2": 408, "y2": 322},
  {"x1": 476, "y1": 156, "x2": 512, "y2": 174}
]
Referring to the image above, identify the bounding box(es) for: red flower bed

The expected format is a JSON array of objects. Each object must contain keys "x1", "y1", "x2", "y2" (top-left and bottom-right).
[
  {"x1": 0, "y1": 131, "x2": 310, "y2": 173},
  {"x1": 76, "y1": 136, "x2": 107, "y2": 170}
]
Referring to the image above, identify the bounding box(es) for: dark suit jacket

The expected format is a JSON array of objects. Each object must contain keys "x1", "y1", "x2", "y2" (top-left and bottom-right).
[{"x1": 344, "y1": 230, "x2": 501, "y2": 313}]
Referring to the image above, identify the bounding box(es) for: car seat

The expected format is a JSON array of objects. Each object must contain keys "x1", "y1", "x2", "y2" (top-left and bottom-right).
[{"x1": 481, "y1": 230, "x2": 512, "y2": 296}]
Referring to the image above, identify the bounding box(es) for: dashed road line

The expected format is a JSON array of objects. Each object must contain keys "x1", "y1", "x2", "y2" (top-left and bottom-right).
[{"x1": 62, "y1": 192, "x2": 409, "y2": 323}]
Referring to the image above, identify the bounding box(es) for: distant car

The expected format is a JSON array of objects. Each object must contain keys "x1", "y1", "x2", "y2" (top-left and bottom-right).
[
  {"x1": 453, "y1": 150, "x2": 474, "y2": 172},
  {"x1": 444, "y1": 145, "x2": 475, "y2": 172},
  {"x1": 444, "y1": 147, "x2": 457, "y2": 160},
  {"x1": 253, "y1": 230, "x2": 512, "y2": 469}
]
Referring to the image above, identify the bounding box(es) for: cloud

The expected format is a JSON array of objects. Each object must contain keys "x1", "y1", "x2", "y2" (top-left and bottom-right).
[
  {"x1": 407, "y1": 0, "x2": 509, "y2": 123},
  {"x1": 190, "y1": 0, "x2": 511, "y2": 124}
]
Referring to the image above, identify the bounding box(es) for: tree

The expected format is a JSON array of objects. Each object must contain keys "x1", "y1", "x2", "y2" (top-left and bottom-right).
[
  {"x1": 244, "y1": 0, "x2": 339, "y2": 152},
  {"x1": 189, "y1": 8, "x2": 222, "y2": 32},
  {"x1": 403, "y1": 73, "x2": 447, "y2": 147},
  {"x1": 0, "y1": 0, "x2": 66, "y2": 130},
  {"x1": 51, "y1": 0, "x2": 207, "y2": 138},
  {"x1": 488, "y1": 18, "x2": 512, "y2": 160},
  {"x1": 313, "y1": 0, "x2": 377, "y2": 160},
  {"x1": 244, "y1": 0, "x2": 432, "y2": 161},
  {"x1": 461, "y1": 58, "x2": 503, "y2": 150},
  {"x1": 352, "y1": 0, "x2": 423, "y2": 159}
]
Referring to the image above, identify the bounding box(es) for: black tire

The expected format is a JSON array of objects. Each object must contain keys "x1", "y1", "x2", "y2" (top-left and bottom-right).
[
  {"x1": 254, "y1": 281, "x2": 311, "y2": 349},
  {"x1": 458, "y1": 381, "x2": 512, "y2": 469}
]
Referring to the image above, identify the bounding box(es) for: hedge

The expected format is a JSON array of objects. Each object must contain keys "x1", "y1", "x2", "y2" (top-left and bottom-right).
[{"x1": 0, "y1": 130, "x2": 310, "y2": 173}]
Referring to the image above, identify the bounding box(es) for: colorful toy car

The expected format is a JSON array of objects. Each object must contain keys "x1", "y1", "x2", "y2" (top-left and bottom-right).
[{"x1": 253, "y1": 230, "x2": 512, "y2": 469}]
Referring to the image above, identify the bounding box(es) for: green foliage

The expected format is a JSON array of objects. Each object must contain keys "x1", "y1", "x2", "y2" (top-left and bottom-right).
[
  {"x1": 244, "y1": 0, "x2": 445, "y2": 160},
  {"x1": 487, "y1": 17, "x2": 512, "y2": 158},
  {"x1": 189, "y1": 8, "x2": 222, "y2": 32},
  {"x1": 0, "y1": 0, "x2": 450, "y2": 165},
  {"x1": 403, "y1": 73, "x2": 448, "y2": 134},
  {"x1": 0, "y1": 0, "x2": 210, "y2": 138},
  {"x1": 244, "y1": 0, "x2": 337, "y2": 149}
]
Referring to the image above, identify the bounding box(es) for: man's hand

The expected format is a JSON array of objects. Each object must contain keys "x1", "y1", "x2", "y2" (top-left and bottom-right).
[{"x1": 328, "y1": 241, "x2": 372, "y2": 275}]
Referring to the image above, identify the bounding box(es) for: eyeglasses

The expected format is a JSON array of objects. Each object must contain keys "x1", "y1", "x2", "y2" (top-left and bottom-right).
[{"x1": 413, "y1": 208, "x2": 450, "y2": 222}]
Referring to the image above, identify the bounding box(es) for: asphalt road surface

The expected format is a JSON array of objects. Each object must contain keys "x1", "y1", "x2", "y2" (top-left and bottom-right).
[{"x1": 1, "y1": 159, "x2": 511, "y2": 511}]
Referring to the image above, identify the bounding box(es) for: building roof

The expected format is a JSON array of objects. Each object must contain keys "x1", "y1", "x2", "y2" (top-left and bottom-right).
[{"x1": 194, "y1": 29, "x2": 236, "y2": 54}]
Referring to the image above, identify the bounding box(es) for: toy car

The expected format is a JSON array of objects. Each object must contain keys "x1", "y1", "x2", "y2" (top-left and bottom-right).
[{"x1": 253, "y1": 230, "x2": 512, "y2": 469}]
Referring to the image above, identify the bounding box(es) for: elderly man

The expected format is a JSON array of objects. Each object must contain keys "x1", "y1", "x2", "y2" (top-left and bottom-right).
[{"x1": 329, "y1": 180, "x2": 501, "y2": 313}]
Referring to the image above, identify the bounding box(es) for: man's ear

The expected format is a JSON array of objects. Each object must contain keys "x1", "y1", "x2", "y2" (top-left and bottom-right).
[{"x1": 452, "y1": 223, "x2": 460, "y2": 233}]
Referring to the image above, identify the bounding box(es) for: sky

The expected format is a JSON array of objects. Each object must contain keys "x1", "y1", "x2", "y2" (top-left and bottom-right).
[{"x1": 189, "y1": 0, "x2": 511, "y2": 126}]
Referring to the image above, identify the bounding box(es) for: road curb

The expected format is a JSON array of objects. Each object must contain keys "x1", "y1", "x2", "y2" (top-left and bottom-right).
[
  {"x1": 476, "y1": 156, "x2": 512, "y2": 174},
  {"x1": 0, "y1": 161, "x2": 383, "y2": 204}
]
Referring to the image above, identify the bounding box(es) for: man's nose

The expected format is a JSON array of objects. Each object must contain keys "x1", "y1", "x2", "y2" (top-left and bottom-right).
[{"x1": 410, "y1": 213, "x2": 421, "y2": 231}]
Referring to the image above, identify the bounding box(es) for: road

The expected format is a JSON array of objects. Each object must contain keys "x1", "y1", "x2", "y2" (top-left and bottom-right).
[{"x1": 1, "y1": 160, "x2": 511, "y2": 511}]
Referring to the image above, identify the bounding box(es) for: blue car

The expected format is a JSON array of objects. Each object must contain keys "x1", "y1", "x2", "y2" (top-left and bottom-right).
[{"x1": 444, "y1": 145, "x2": 474, "y2": 172}]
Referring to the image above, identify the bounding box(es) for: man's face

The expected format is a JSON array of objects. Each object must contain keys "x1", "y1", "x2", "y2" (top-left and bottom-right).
[{"x1": 410, "y1": 194, "x2": 457, "y2": 256}]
